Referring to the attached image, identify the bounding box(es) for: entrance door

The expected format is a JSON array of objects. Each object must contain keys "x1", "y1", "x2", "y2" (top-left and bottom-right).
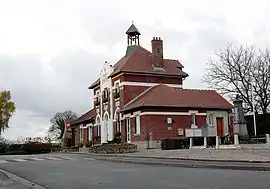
[
  {"x1": 216, "y1": 117, "x2": 224, "y2": 136},
  {"x1": 126, "y1": 118, "x2": 131, "y2": 143}
]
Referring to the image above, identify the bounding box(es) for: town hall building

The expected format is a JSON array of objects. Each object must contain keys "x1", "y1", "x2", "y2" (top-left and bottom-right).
[{"x1": 68, "y1": 23, "x2": 233, "y2": 150}]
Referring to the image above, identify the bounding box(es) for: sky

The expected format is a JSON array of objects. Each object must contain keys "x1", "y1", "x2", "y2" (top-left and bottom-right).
[{"x1": 1, "y1": 0, "x2": 270, "y2": 140}]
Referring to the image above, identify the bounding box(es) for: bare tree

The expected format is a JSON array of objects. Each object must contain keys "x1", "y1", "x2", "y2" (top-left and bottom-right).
[
  {"x1": 203, "y1": 44, "x2": 270, "y2": 114},
  {"x1": 49, "y1": 110, "x2": 77, "y2": 139}
]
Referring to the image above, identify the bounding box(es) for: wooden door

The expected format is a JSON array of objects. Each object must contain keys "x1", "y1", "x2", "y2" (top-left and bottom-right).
[{"x1": 216, "y1": 117, "x2": 224, "y2": 136}]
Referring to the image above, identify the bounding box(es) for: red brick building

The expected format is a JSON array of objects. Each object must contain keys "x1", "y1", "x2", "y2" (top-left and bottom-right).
[{"x1": 69, "y1": 23, "x2": 233, "y2": 150}]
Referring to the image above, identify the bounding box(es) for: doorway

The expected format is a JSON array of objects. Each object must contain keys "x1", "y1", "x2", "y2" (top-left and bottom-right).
[{"x1": 216, "y1": 117, "x2": 224, "y2": 136}]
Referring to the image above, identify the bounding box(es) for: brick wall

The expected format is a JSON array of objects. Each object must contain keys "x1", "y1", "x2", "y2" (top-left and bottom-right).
[{"x1": 122, "y1": 85, "x2": 149, "y2": 105}]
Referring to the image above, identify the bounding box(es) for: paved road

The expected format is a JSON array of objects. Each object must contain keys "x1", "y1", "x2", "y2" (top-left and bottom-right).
[{"x1": 0, "y1": 153, "x2": 270, "y2": 189}]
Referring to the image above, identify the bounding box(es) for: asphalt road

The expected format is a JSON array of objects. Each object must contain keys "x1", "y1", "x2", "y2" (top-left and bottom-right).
[{"x1": 0, "y1": 153, "x2": 270, "y2": 189}]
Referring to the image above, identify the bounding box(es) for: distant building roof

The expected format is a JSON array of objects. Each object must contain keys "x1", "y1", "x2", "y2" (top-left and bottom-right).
[{"x1": 122, "y1": 84, "x2": 233, "y2": 112}]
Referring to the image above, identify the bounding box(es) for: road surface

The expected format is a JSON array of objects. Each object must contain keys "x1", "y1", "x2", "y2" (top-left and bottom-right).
[{"x1": 0, "y1": 153, "x2": 269, "y2": 189}]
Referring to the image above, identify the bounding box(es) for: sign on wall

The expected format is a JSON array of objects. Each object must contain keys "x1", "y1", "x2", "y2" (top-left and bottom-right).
[
  {"x1": 177, "y1": 128, "x2": 184, "y2": 136},
  {"x1": 185, "y1": 128, "x2": 202, "y2": 137}
]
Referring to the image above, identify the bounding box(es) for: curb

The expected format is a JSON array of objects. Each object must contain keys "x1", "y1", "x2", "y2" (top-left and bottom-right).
[
  {"x1": 64, "y1": 152, "x2": 270, "y2": 164},
  {"x1": 95, "y1": 157, "x2": 270, "y2": 171},
  {"x1": 0, "y1": 169, "x2": 47, "y2": 189}
]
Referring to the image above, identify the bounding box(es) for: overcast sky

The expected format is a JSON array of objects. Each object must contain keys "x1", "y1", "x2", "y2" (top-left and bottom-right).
[{"x1": 1, "y1": 0, "x2": 270, "y2": 140}]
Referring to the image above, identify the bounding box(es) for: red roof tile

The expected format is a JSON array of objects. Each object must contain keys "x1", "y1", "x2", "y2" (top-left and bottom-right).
[
  {"x1": 88, "y1": 46, "x2": 188, "y2": 89},
  {"x1": 123, "y1": 85, "x2": 233, "y2": 112},
  {"x1": 70, "y1": 108, "x2": 96, "y2": 126},
  {"x1": 111, "y1": 46, "x2": 188, "y2": 77}
]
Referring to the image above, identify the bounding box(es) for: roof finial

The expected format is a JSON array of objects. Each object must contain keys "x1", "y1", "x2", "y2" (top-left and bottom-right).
[{"x1": 132, "y1": 20, "x2": 134, "y2": 24}]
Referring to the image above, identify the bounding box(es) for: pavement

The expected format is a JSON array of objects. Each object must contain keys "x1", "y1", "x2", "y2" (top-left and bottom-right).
[
  {"x1": 0, "y1": 153, "x2": 270, "y2": 189},
  {"x1": 78, "y1": 148, "x2": 270, "y2": 162}
]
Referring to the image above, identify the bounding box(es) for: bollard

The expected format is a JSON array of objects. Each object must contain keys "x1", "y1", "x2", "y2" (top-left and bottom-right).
[
  {"x1": 266, "y1": 134, "x2": 270, "y2": 145},
  {"x1": 189, "y1": 138, "x2": 193, "y2": 149},
  {"x1": 234, "y1": 133, "x2": 239, "y2": 145},
  {"x1": 204, "y1": 136, "x2": 207, "y2": 148},
  {"x1": 215, "y1": 136, "x2": 219, "y2": 149}
]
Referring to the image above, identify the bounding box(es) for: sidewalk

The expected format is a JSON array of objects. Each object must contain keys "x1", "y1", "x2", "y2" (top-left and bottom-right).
[
  {"x1": 0, "y1": 169, "x2": 46, "y2": 189},
  {"x1": 0, "y1": 171, "x2": 29, "y2": 189},
  {"x1": 74, "y1": 148, "x2": 270, "y2": 163}
]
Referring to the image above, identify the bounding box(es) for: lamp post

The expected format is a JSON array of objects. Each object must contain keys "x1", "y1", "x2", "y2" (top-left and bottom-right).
[{"x1": 250, "y1": 79, "x2": 257, "y2": 137}]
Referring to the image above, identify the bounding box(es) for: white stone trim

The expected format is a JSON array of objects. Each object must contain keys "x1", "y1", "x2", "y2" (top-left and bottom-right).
[
  {"x1": 123, "y1": 113, "x2": 131, "y2": 118},
  {"x1": 133, "y1": 111, "x2": 141, "y2": 116},
  {"x1": 120, "y1": 81, "x2": 182, "y2": 88},
  {"x1": 165, "y1": 84, "x2": 183, "y2": 88},
  {"x1": 140, "y1": 112, "x2": 207, "y2": 116}
]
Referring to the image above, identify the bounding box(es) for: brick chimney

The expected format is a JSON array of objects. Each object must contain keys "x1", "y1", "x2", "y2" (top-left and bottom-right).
[{"x1": 151, "y1": 37, "x2": 164, "y2": 68}]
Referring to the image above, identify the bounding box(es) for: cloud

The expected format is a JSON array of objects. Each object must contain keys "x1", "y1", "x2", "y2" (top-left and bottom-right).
[{"x1": 1, "y1": 0, "x2": 270, "y2": 139}]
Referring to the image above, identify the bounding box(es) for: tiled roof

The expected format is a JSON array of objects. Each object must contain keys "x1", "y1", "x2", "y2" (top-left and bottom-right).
[
  {"x1": 110, "y1": 46, "x2": 188, "y2": 77},
  {"x1": 88, "y1": 46, "x2": 188, "y2": 89},
  {"x1": 122, "y1": 85, "x2": 233, "y2": 112},
  {"x1": 70, "y1": 109, "x2": 96, "y2": 126}
]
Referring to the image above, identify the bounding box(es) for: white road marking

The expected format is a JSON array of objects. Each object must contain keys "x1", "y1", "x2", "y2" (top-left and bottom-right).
[
  {"x1": 0, "y1": 160, "x2": 9, "y2": 163},
  {"x1": 13, "y1": 159, "x2": 27, "y2": 162},
  {"x1": 28, "y1": 158, "x2": 44, "y2": 161},
  {"x1": 44, "y1": 157, "x2": 62, "y2": 160},
  {"x1": 59, "y1": 157, "x2": 74, "y2": 160},
  {"x1": 84, "y1": 158, "x2": 95, "y2": 161}
]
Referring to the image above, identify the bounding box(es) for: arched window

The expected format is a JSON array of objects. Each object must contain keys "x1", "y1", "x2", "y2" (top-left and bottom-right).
[
  {"x1": 96, "y1": 115, "x2": 101, "y2": 136},
  {"x1": 114, "y1": 108, "x2": 121, "y2": 132},
  {"x1": 103, "y1": 112, "x2": 109, "y2": 141}
]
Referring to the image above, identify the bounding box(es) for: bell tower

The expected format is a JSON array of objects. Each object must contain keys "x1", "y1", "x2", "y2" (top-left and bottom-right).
[{"x1": 126, "y1": 22, "x2": 141, "y2": 46}]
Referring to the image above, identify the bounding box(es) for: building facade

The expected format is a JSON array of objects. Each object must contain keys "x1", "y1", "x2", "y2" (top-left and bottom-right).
[{"x1": 69, "y1": 24, "x2": 233, "y2": 150}]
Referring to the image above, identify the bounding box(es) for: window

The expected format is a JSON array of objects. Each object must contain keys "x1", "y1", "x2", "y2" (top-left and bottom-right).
[
  {"x1": 135, "y1": 116, "x2": 140, "y2": 135},
  {"x1": 103, "y1": 88, "x2": 109, "y2": 98},
  {"x1": 97, "y1": 125, "x2": 101, "y2": 136},
  {"x1": 115, "y1": 83, "x2": 120, "y2": 93},
  {"x1": 96, "y1": 116, "x2": 101, "y2": 136},
  {"x1": 116, "y1": 112, "x2": 121, "y2": 132},
  {"x1": 79, "y1": 128, "x2": 83, "y2": 142},
  {"x1": 96, "y1": 91, "x2": 100, "y2": 98},
  {"x1": 191, "y1": 113, "x2": 196, "y2": 125},
  {"x1": 208, "y1": 114, "x2": 213, "y2": 125}
]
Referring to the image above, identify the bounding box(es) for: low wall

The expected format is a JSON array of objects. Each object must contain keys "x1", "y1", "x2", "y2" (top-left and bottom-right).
[
  {"x1": 89, "y1": 143, "x2": 137, "y2": 154},
  {"x1": 61, "y1": 147, "x2": 79, "y2": 152}
]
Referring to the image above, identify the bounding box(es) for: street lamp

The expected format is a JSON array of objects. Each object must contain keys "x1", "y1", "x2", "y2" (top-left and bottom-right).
[{"x1": 250, "y1": 79, "x2": 257, "y2": 137}]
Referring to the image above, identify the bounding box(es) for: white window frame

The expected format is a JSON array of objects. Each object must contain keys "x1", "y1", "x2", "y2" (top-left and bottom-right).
[
  {"x1": 191, "y1": 113, "x2": 196, "y2": 124},
  {"x1": 135, "y1": 116, "x2": 140, "y2": 135},
  {"x1": 208, "y1": 114, "x2": 213, "y2": 125},
  {"x1": 97, "y1": 125, "x2": 101, "y2": 136},
  {"x1": 115, "y1": 82, "x2": 120, "y2": 93},
  {"x1": 104, "y1": 88, "x2": 109, "y2": 99}
]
